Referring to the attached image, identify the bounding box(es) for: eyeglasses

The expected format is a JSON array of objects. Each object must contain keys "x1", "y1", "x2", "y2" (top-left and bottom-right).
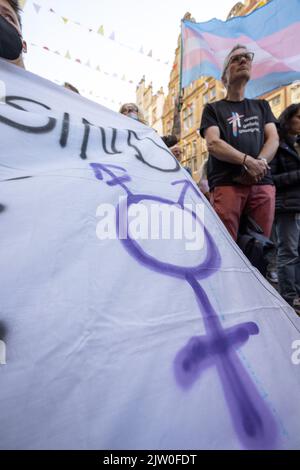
[{"x1": 229, "y1": 52, "x2": 254, "y2": 65}]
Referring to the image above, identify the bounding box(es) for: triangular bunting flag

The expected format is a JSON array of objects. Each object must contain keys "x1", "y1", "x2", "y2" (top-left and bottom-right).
[
  {"x1": 65, "y1": 50, "x2": 71, "y2": 59},
  {"x1": 139, "y1": 46, "x2": 144, "y2": 54},
  {"x1": 19, "y1": 0, "x2": 27, "y2": 8},
  {"x1": 85, "y1": 60, "x2": 91, "y2": 68},
  {"x1": 147, "y1": 50, "x2": 152, "y2": 57},
  {"x1": 97, "y1": 25, "x2": 104, "y2": 35},
  {"x1": 75, "y1": 58, "x2": 81, "y2": 64},
  {"x1": 96, "y1": 66, "x2": 101, "y2": 72},
  {"x1": 109, "y1": 32, "x2": 115, "y2": 40},
  {"x1": 88, "y1": 28, "x2": 93, "y2": 33},
  {"x1": 121, "y1": 75, "x2": 126, "y2": 81},
  {"x1": 54, "y1": 50, "x2": 60, "y2": 55},
  {"x1": 62, "y1": 17, "x2": 68, "y2": 24},
  {"x1": 33, "y1": 3, "x2": 41, "y2": 14},
  {"x1": 43, "y1": 46, "x2": 50, "y2": 51},
  {"x1": 49, "y1": 8, "x2": 55, "y2": 13}
]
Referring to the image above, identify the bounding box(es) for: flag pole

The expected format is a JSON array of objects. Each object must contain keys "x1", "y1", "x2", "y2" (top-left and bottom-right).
[{"x1": 178, "y1": 18, "x2": 184, "y2": 112}]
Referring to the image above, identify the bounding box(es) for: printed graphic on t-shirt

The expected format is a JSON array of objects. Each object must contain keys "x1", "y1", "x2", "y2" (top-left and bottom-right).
[{"x1": 227, "y1": 113, "x2": 261, "y2": 138}]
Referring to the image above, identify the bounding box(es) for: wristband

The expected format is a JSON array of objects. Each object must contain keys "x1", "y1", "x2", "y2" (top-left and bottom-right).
[{"x1": 242, "y1": 154, "x2": 248, "y2": 166}]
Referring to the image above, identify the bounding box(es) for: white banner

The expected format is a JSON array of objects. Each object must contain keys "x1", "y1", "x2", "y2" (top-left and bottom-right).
[{"x1": 0, "y1": 60, "x2": 300, "y2": 450}]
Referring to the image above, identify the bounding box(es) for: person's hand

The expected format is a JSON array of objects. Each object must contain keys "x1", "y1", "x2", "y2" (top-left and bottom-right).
[{"x1": 244, "y1": 155, "x2": 268, "y2": 182}]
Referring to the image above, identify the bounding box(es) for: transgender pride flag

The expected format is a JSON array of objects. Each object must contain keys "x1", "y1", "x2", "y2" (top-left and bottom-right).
[{"x1": 181, "y1": 0, "x2": 300, "y2": 98}]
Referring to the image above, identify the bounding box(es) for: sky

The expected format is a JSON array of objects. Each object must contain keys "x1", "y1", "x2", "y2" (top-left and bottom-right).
[{"x1": 20, "y1": 0, "x2": 237, "y2": 111}]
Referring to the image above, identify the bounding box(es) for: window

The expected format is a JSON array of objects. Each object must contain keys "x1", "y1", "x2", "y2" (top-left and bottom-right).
[
  {"x1": 171, "y1": 89, "x2": 176, "y2": 107},
  {"x1": 152, "y1": 107, "x2": 157, "y2": 123},
  {"x1": 185, "y1": 158, "x2": 192, "y2": 171},
  {"x1": 193, "y1": 157, "x2": 198, "y2": 172},
  {"x1": 291, "y1": 85, "x2": 300, "y2": 103},
  {"x1": 166, "y1": 120, "x2": 172, "y2": 135},
  {"x1": 201, "y1": 138, "x2": 207, "y2": 152},
  {"x1": 269, "y1": 95, "x2": 281, "y2": 107},
  {"x1": 183, "y1": 104, "x2": 194, "y2": 131},
  {"x1": 192, "y1": 140, "x2": 197, "y2": 156},
  {"x1": 186, "y1": 143, "x2": 191, "y2": 158},
  {"x1": 203, "y1": 92, "x2": 209, "y2": 105}
]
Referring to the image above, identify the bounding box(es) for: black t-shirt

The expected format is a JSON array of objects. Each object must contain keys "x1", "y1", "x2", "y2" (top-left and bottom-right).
[{"x1": 200, "y1": 98, "x2": 277, "y2": 190}]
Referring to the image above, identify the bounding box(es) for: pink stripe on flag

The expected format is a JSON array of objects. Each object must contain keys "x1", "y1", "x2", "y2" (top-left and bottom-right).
[
  {"x1": 201, "y1": 31, "x2": 253, "y2": 51},
  {"x1": 184, "y1": 22, "x2": 300, "y2": 61}
]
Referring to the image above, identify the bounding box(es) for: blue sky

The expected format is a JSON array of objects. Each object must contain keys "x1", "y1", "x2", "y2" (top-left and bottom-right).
[{"x1": 21, "y1": 0, "x2": 236, "y2": 110}]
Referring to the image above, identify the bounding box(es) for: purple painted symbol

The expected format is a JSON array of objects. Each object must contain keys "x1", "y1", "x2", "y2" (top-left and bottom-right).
[{"x1": 90, "y1": 162, "x2": 278, "y2": 449}]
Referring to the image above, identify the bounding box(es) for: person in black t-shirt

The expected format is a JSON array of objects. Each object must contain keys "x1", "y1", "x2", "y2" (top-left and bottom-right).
[
  {"x1": 0, "y1": 0, "x2": 26, "y2": 68},
  {"x1": 200, "y1": 44, "x2": 279, "y2": 241}
]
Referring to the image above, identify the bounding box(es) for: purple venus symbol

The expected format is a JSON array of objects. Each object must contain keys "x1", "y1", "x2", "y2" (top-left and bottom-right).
[{"x1": 90, "y1": 162, "x2": 278, "y2": 449}]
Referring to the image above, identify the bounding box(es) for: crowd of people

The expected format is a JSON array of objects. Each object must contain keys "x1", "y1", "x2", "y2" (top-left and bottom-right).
[
  {"x1": 1, "y1": 0, "x2": 300, "y2": 316},
  {"x1": 162, "y1": 45, "x2": 300, "y2": 317}
]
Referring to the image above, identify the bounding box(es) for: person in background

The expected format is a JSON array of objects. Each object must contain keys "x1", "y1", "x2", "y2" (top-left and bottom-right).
[
  {"x1": 200, "y1": 44, "x2": 279, "y2": 241},
  {"x1": 119, "y1": 103, "x2": 147, "y2": 125},
  {"x1": 161, "y1": 135, "x2": 192, "y2": 176},
  {"x1": 171, "y1": 144, "x2": 192, "y2": 176},
  {"x1": 271, "y1": 103, "x2": 300, "y2": 314},
  {"x1": 64, "y1": 82, "x2": 80, "y2": 94},
  {"x1": 161, "y1": 134, "x2": 178, "y2": 148},
  {"x1": 0, "y1": 0, "x2": 26, "y2": 68}
]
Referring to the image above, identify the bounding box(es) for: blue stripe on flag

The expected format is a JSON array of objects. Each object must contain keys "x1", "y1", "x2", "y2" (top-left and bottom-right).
[{"x1": 184, "y1": 0, "x2": 300, "y2": 41}]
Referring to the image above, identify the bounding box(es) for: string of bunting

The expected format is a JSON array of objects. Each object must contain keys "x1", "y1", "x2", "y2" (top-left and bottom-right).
[
  {"x1": 30, "y1": 42, "x2": 136, "y2": 86},
  {"x1": 22, "y1": 0, "x2": 170, "y2": 66}
]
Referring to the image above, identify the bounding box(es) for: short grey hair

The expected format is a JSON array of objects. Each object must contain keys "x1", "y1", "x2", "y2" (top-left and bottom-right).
[{"x1": 221, "y1": 44, "x2": 249, "y2": 85}]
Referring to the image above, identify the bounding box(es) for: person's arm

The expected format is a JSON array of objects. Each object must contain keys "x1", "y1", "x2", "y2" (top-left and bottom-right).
[
  {"x1": 258, "y1": 123, "x2": 279, "y2": 164},
  {"x1": 204, "y1": 126, "x2": 268, "y2": 179}
]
